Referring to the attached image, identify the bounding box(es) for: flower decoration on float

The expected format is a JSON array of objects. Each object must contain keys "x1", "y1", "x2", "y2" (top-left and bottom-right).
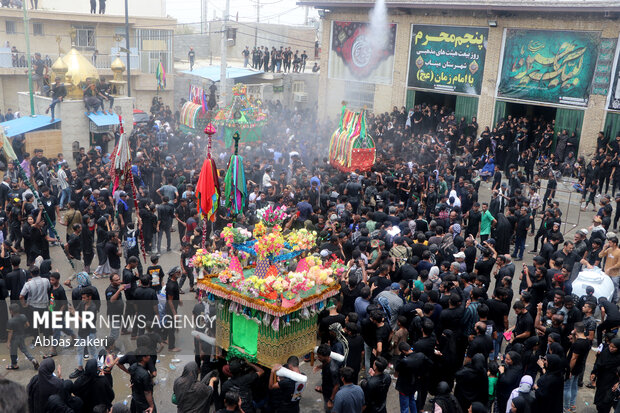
[
  {"x1": 220, "y1": 224, "x2": 252, "y2": 247},
  {"x1": 191, "y1": 249, "x2": 230, "y2": 271},
  {"x1": 256, "y1": 205, "x2": 289, "y2": 227},
  {"x1": 286, "y1": 229, "x2": 318, "y2": 251}
]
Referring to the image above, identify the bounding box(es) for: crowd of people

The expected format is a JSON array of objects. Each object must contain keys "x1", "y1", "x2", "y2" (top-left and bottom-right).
[
  {"x1": 243, "y1": 46, "x2": 309, "y2": 73},
  {"x1": 0, "y1": 95, "x2": 620, "y2": 413}
]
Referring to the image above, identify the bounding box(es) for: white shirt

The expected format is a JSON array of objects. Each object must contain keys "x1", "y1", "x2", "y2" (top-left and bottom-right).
[
  {"x1": 262, "y1": 172, "x2": 272, "y2": 189},
  {"x1": 57, "y1": 168, "x2": 70, "y2": 190},
  {"x1": 20, "y1": 276, "x2": 50, "y2": 309}
]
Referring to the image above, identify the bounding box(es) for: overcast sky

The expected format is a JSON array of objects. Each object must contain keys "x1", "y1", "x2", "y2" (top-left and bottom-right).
[{"x1": 166, "y1": 0, "x2": 318, "y2": 26}]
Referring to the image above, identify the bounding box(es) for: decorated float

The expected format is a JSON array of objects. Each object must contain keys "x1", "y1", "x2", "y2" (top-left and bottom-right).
[
  {"x1": 214, "y1": 83, "x2": 267, "y2": 148},
  {"x1": 195, "y1": 205, "x2": 344, "y2": 366},
  {"x1": 329, "y1": 105, "x2": 376, "y2": 172},
  {"x1": 179, "y1": 101, "x2": 210, "y2": 134}
]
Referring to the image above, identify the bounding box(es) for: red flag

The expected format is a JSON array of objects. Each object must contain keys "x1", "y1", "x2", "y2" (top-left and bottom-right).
[{"x1": 196, "y1": 158, "x2": 220, "y2": 222}]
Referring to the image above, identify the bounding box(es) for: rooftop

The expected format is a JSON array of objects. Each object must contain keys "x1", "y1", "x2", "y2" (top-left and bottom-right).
[{"x1": 297, "y1": 0, "x2": 620, "y2": 12}]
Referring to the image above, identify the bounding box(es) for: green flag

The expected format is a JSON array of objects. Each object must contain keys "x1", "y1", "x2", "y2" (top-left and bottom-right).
[{"x1": 0, "y1": 128, "x2": 17, "y2": 161}]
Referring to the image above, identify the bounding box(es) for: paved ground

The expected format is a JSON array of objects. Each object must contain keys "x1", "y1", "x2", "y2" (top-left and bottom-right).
[{"x1": 0, "y1": 175, "x2": 603, "y2": 412}]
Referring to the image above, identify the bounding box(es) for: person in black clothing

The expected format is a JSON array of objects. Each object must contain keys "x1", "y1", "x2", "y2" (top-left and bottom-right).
[
  {"x1": 344, "y1": 322, "x2": 364, "y2": 380},
  {"x1": 156, "y1": 196, "x2": 175, "y2": 253},
  {"x1": 454, "y1": 353, "x2": 488, "y2": 411},
  {"x1": 45, "y1": 77, "x2": 66, "y2": 122},
  {"x1": 175, "y1": 198, "x2": 191, "y2": 244},
  {"x1": 188, "y1": 47, "x2": 195, "y2": 71},
  {"x1": 221, "y1": 358, "x2": 265, "y2": 413},
  {"x1": 268, "y1": 356, "x2": 303, "y2": 413},
  {"x1": 511, "y1": 301, "x2": 534, "y2": 345},
  {"x1": 133, "y1": 275, "x2": 158, "y2": 337},
  {"x1": 596, "y1": 297, "x2": 620, "y2": 346},
  {"x1": 395, "y1": 342, "x2": 430, "y2": 413},
  {"x1": 129, "y1": 352, "x2": 156, "y2": 413},
  {"x1": 96, "y1": 76, "x2": 114, "y2": 114},
  {"x1": 65, "y1": 223, "x2": 82, "y2": 261},
  {"x1": 164, "y1": 266, "x2": 182, "y2": 352},
  {"x1": 105, "y1": 273, "x2": 125, "y2": 340},
  {"x1": 105, "y1": 231, "x2": 122, "y2": 274},
  {"x1": 360, "y1": 356, "x2": 391, "y2": 413},
  {"x1": 6, "y1": 255, "x2": 27, "y2": 302},
  {"x1": 120, "y1": 256, "x2": 139, "y2": 337}
]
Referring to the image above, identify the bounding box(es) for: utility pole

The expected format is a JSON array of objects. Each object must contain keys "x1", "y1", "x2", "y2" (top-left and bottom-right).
[
  {"x1": 220, "y1": 0, "x2": 230, "y2": 105},
  {"x1": 304, "y1": 6, "x2": 309, "y2": 25},
  {"x1": 124, "y1": 0, "x2": 132, "y2": 97},
  {"x1": 254, "y1": 0, "x2": 259, "y2": 48},
  {"x1": 201, "y1": 0, "x2": 207, "y2": 34},
  {"x1": 22, "y1": 1, "x2": 34, "y2": 116}
]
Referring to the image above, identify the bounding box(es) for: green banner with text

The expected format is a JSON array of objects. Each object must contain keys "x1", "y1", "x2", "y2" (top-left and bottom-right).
[
  {"x1": 498, "y1": 29, "x2": 600, "y2": 107},
  {"x1": 408, "y1": 25, "x2": 488, "y2": 95}
]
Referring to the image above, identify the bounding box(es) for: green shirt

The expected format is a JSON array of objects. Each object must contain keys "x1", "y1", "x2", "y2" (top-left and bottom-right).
[
  {"x1": 488, "y1": 376, "x2": 498, "y2": 401},
  {"x1": 480, "y1": 210, "x2": 495, "y2": 236}
]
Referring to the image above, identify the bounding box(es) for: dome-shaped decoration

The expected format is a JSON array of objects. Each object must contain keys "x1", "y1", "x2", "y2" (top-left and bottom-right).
[
  {"x1": 51, "y1": 56, "x2": 68, "y2": 83},
  {"x1": 111, "y1": 56, "x2": 125, "y2": 71},
  {"x1": 61, "y1": 47, "x2": 99, "y2": 99},
  {"x1": 111, "y1": 56, "x2": 126, "y2": 82}
]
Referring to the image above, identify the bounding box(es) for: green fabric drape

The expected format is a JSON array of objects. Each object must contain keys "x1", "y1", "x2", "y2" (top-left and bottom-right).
[
  {"x1": 231, "y1": 313, "x2": 258, "y2": 356},
  {"x1": 455, "y1": 95, "x2": 479, "y2": 123},
  {"x1": 406, "y1": 89, "x2": 415, "y2": 109},
  {"x1": 554, "y1": 108, "x2": 584, "y2": 149},
  {"x1": 604, "y1": 112, "x2": 620, "y2": 142},
  {"x1": 224, "y1": 126, "x2": 263, "y2": 147},
  {"x1": 493, "y1": 100, "x2": 507, "y2": 125}
]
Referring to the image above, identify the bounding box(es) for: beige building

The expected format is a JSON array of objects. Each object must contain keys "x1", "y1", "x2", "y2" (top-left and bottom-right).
[
  {"x1": 300, "y1": 0, "x2": 620, "y2": 157},
  {"x1": 0, "y1": 8, "x2": 176, "y2": 110}
]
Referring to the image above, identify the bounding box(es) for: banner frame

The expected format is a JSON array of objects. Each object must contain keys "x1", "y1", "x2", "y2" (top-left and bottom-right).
[
  {"x1": 407, "y1": 23, "x2": 489, "y2": 96},
  {"x1": 328, "y1": 19, "x2": 398, "y2": 86},
  {"x1": 605, "y1": 34, "x2": 620, "y2": 112},
  {"x1": 496, "y1": 28, "x2": 602, "y2": 107}
]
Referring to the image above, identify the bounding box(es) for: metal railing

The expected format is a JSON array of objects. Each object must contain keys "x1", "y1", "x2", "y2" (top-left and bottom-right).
[{"x1": 0, "y1": 48, "x2": 141, "y2": 71}]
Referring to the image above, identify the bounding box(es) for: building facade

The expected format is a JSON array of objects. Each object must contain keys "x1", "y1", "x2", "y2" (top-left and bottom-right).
[
  {"x1": 300, "y1": 0, "x2": 620, "y2": 156},
  {"x1": 0, "y1": 7, "x2": 175, "y2": 111}
]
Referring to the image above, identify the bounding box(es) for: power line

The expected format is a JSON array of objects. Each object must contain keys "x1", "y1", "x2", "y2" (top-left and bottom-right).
[{"x1": 234, "y1": 28, "x2": 314, "y2": 49}]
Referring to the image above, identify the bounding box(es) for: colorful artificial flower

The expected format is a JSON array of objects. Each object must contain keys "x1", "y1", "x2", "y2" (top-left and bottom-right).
[{"x1": 286, "y1": 229, "x2": 318, "y2": 251}]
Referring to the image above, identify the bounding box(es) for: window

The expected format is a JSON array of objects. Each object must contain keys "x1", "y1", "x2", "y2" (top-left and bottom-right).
[
  {"x1": 5, "y1": 21, "x2": 16, "y2": 35},
  {"x1": 33, "y1": 23, "x2": 43, "y2": 36},
  {"x1": 73, "y1": 25, "x2": 96, "y2": 50},
  {"x1": 292, "y1": 81, "x2": 305, "y2": 93},
  {"x1": 136, "y1": 29, "x2": 172, "y2": 74},
  {"x1": 344, "y1": 81, "x2": 375, "y2": 111}
]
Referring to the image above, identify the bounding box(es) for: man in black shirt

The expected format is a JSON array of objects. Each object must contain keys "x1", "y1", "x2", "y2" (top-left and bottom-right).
[
  {"x1": 45, "y1": 77, "x2": 66, "y2": 121},
  {"x1": 31, "y1": 52, "x2": 46, "y2": 94},
  {"x1": 39, "y1": 186, "x2": 59, "y2": 239},
  {"x1": 129, "y1": 353, "x2": 156, "y2": 413},
  {"x1": 268, "y1": 356, "x2": 303, "y2": 413},
  {"x1": 49, "y1": 272, "x2": 75, "y2": 357},
  {"x1": 105, "y1": 231, "x2": 122, "y2": 273},
  {"x1": 133, "y1": 275, "x2": 158, "y2": 336},
  {"x1": 175, "y1": 198, "x2": 191, "y2": 244},
  {"x1": 121, "y1": 256, "x2": 139, "y2": 336},
  {"x1": 65, "y1": 223, "x2": 82, "y2": 260},
  {"x1": 188, "y1": 47, "x2": 196, "y2": 71},
  {"x1": 6, "y1": 255, "x2": 27, "y2": 302},
  {"x1": 511, "y1": 301, "x2": 534, "y2": 345},
  {"x1": 96, "y1": 76, "x2": 114, "y2": 115},
  {"x1": 165, "y1": 266, "x2": 181, "y2": 351},
  {"x1": 360, "y1": 356, "x2": 391, "y2": 413},
  {"x1": 105, "y1": 273, "x2": 125, "y2": 340},
  {"x1": 156, "y1": 196, "x2": 175, "y2": 253}
]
